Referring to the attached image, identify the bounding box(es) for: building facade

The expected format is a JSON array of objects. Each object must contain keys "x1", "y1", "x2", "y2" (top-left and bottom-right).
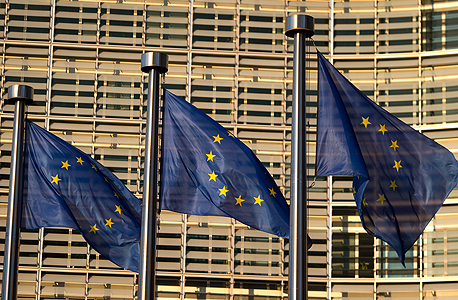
[{"x1": 0, "y1": 0, "x2": 457, "y2": 299}]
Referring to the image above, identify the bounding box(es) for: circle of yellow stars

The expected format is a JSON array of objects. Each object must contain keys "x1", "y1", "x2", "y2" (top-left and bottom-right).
[
  {"x1": 50, "y1": 156, "x2": 127, "y2": 235},
  {"x1": 357, "y1": 115, "x2": 404, "y2": 209},
  {"x1": 205, "y1": 131, "x2": 280, "y2": 208}
]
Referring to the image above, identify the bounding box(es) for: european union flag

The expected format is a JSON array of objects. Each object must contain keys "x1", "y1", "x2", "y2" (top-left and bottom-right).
[
  {"x1": 316, "y1": 52, "x2": 458, "y2": 264},
  {"x1": 160, "y1": 90, "x2": 294, "y2": 240},
  {"x1": 22, "y1": 121, "x2": 142, "y2": 272}
]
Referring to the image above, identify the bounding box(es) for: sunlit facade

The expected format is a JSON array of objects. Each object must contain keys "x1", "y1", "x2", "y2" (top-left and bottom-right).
[{"x1": 0, "y1": 0, "x2": 457, "y2": 299}]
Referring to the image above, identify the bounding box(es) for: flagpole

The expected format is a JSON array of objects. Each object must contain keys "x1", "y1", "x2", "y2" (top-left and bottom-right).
[
  {"x1": 285, "y1": 14, "x2": 314, "y2": 300},
  {"x1": 139, "y1": 52, "x2": 168, "y2": 300},
  {"x1": 2, "y1": 85, "x2": 33, "y2": 300}
]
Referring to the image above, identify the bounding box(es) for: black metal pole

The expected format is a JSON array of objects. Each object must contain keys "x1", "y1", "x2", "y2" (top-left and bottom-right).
[
  {"x1": 138, "y1": 52, "x2": 168, "y2": 300},
  {"x1": 285, "y1": 14, "x2": 314, "y2": 300},
  {"x1": 2, "y1": 85, "x2": 33, "y2": 300}
]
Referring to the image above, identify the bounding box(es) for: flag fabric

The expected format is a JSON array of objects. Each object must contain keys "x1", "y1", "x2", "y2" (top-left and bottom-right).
[
  {"x1": 21, "y1": 121, "x2": 142, "y2": 272},
  {"x1": 161, "y1": 90, "x2": 306, "y2": 244},
  {"x1": 316, "y1": 52, "x2": 458, "y2": 264}
]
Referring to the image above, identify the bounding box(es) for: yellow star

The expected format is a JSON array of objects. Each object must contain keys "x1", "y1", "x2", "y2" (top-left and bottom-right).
[
  {"x1": 269, "y1": 188, "x2": 277, "y2": 197},
  {"x1": 362, "y1": 198, "x2": 368, "y2": 207},
  {"x1": 115, "y1": 205, "x2": 122, "y2": 215},
  {"x1": 208, "y1": 171, "x2": 218, "y2": 182},
  {"x1": 76, "y1": 157, "x2": 84, "y2": 165},
  {"x1": 393, "y1": 160, "x2": 402, "y2": 172},
  {"x1": 91, "y1": 163, "x2": 97, "y2": 171},
  {"x1": 89, "y1": 224, "x2": 99, "y2": 234},
  {"x1": 228, "y1": 131, "x2": 235, "y2": 138},
  {"x1": 390, "y1": 180, "x2": 397, "y2": 191},
  {"x1": 254, "y1": 195, "x2": 264, "y2": 206},
  {"x1": 219, "y1": 186, "x2": 229, "y2": 197},
  {"x1": 213, "y1": 134, "x2": 223, "y2": 144},
  {"x1": 235, "y1": 195, "x2": 245, "y2": 206},
  {"x1": 61, "y1": 160, "x2": 71, "y2": 170},
  {"x1": 378, "y1": 124, "x2": 387, "y2": 135},
  {"x1": 114, "y1": 192, "x2": 119, "y2": 199},
  {"x1": 352, "y1": 187, "x2": 356, "y2": 194},
  {"x1": 105, "y1": 177, "x2": 108, "y2": 182},
  {"x1": 105, "y1": 218, "x2": 114, "y2": 228},
  {"x1": 206, "y1": 151, "x2": 216, "y2": 162},
  {"x1": 51, "y1": 174, "x2": 61, "y2": 185},
  {"x1": 361, "y1": 116, "x2": 371, "y2": 128},
  {"x1": 377, "y1": 193, "x2": 386, "y2": 204},
  {"x1": 390, "y1": 140, "x2": 399, "y2": 151}
]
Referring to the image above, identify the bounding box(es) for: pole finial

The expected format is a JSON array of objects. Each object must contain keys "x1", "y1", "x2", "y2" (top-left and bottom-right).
[
  {"x1": 7, "y1": 85, "x2": 33, "y2": 104},
  {"x1": 286, "y1": 14, "x2": 315, "y2": 38},
  {"x1": 141, "y1": 52, "x2": 168, "y2": 74}
]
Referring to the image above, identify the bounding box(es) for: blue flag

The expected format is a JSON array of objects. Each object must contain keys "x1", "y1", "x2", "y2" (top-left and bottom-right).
[
  {"x1": 22, "y1": 121, "x2": 142, "y2": 272},
  {"x1": 161, "y1": 90, "x2": 305, "y2": 243},
  {"x1": 316, "y1": 52, "x2": 458, "y2": 264}
]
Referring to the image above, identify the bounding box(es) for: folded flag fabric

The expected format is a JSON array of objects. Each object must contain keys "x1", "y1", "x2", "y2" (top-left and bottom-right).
[
  {"x1": 21, "y1": 120, "x2": 142, "y2": 272},
  {"x1": 161, "y1": 90, "x2": 309, "y2": 245},
  {"x1": 316, "y1": 51, "x2": 458, "y2": 264}
]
